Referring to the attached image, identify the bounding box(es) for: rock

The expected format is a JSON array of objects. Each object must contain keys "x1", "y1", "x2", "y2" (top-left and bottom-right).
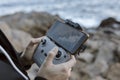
[
  {"x1": 113, "y1": 44, "x2": 120, "y2": 62},
  {"x1": 107, "y1": 63, "x2": 120, "y2": 80},
  {"x1": 70, "y1": 71, "x2": 90, "y2": 80},
  {"x1": 0, "y1": 22, "x2": 13, "y2": 41},
  {"x1": 86, "y1": 39, "x2": 102, "y2": 51},
  {"x1": 0, "y1": 11, "x2": 61, "y2": 37},
  {"x1": 95, "y1": 40, "x2": 116, "y2": 64},
  {"x1": 81, "y1": 39, "x2": 116, "y2": 78},
  {"x1": 98, "y1": 17, "x2": 120, "y2": 29},
  {"x1": 114, "y1": 30, "x2": 120, "y2": 37},
  {"x1": 0, "y1": 22, "x2": 32, "y2": 52},
  {"x1": 11, "y1": 29, "x2": 32, "y2": 52},
  {"x1": 92, "y1": 76, "x2": 107, "y2": 80},
  {"x1": 78, "y1": 52, "x2": 94, "y2": 63},
  {"x1": 117, "y1": 46, "x2": 120, "y2": 54},
  {"x1": 82, "y1": 60, "x2": 108, "y2": 78}
]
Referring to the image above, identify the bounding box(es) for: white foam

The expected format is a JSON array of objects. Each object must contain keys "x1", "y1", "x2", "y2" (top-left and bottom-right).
[{"x1": 72, "y1": 18, "x2": 101, "y2": 28}]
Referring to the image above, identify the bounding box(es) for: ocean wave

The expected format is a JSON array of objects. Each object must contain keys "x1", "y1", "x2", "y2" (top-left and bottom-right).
[{"x1": 0, "y1": 0, "x2": 120, "y2": 28}]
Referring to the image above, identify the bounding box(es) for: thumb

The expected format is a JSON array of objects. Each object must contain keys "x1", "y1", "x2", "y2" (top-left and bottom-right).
[{"x1": 44, "y1": 47, "x2": 58, "y2": 65}]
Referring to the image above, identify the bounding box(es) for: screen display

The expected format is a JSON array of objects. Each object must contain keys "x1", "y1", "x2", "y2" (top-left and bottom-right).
[{"x1": 47, "y1": 21, "x2": 88, "y2": 54}]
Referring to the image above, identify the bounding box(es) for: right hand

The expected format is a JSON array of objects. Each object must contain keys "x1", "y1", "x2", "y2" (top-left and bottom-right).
[{"x1": 37, "y1": 47, "x2": 76, "y2": 80}]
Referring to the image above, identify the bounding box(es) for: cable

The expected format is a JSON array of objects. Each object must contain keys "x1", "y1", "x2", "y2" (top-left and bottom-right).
[{"x1": 0, "y1": 45, "x2": 29, "y2": 80}]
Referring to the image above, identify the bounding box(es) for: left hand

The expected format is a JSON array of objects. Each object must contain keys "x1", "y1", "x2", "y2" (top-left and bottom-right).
[{"x1": 21, "y1": 37, "x2": 43, "y2": 65}]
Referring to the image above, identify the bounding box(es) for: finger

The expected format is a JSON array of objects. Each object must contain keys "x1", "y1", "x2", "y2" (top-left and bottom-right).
[
  {"x1": 30, "y1": 37, "x2": 44, "y2": 45},
  {"x1": 61, "y1": 55, "x2": 76, "y2": 69},
  {"x1": 26, "y1": 37, "x2": 44, "y2": 50},
  {"x1": 22, "y1": 37, "x2": 44, "y2": 60},
  {"x1": 22, "y1": 44, "x2": 38, "y2": 61},
  {"x1": 44, "y1": 47, "x2": 58, "y2": 65},
  {"x1": 68, "y1": 68, "x2": 72, "y2": 77}
]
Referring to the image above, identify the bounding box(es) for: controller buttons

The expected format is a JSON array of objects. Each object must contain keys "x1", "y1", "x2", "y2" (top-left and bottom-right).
[
  {"x1": 41, "y1": 49, "x2": 44, "y2": 53},
  {"x1": 55, "y1": 50, "x2": 62, "y2": 59},
  {"x1": 41, "y1": 39, "x2": 46, "y2": 46},
  {"x1": 64, "y1": 55, "x2": 66, "y2": 58},
  {"x1": 44, "y1": 53, "x2": 47, "y2": 57}
]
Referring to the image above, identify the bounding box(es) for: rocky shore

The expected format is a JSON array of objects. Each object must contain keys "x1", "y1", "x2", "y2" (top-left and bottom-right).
[{"x1": 0, "y1": 12, "x2": 120, "y2": 80}]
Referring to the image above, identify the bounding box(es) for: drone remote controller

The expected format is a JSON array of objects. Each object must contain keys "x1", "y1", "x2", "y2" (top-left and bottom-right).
[{"x1": 33, "y1": 20, "x2": 89, "y2": 67}]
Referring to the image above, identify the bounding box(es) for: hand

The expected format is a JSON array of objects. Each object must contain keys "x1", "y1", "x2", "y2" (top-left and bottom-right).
[
  {"x1": 37, "y1": 47, "x2": 76, "y2": 80},
  {"x1": 20, "y1": 37, "x2": 43, "y2": 65}
]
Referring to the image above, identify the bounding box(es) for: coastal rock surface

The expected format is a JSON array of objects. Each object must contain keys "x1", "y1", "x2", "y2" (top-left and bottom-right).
[
  {"x1": 98, "y1": 17, "x2": 120, "y2": 29},
  {"x1": 0, "y1": 12, "x2": 61, "y2": 37},
  {"x1": 0, "y1": 12, "x2": 120, "y2": 80}
]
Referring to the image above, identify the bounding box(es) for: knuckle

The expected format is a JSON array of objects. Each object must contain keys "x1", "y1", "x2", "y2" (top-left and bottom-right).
[
  {"x1": 26, "y1": 46, "x2": 31, "y2": 50},
  {"x1": 49, "y1": 51, "x2": 54, "y2": 56},
  {"x1": 49, "y1": 50, "x2": 54, "y2": 54},
  {"x1": 62, "y1": 66, "x2": 68, "y2": 73},
  {"x1": 30, "y1": 38, "x2": 35, "y2": 43}
]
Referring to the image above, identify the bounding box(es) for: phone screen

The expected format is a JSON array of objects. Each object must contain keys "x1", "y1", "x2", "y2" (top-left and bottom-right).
[{"x1": 47, "y1": 21, "x2": 88, "y2": 54}]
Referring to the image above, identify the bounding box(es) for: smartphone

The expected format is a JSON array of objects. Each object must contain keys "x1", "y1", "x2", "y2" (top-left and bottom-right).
[{"x1": 46, "y1": 20, "x2": 89, "y2": 55}]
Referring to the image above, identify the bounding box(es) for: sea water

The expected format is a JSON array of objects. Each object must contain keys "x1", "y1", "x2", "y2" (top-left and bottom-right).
[{"x1": 0, "y1": 0, "x2": 120, "y2": 28}]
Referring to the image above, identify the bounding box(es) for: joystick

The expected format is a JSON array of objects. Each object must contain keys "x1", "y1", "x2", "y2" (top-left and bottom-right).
[{"x1": 41, "y1": 39, "x2": 46, "y2": 46}]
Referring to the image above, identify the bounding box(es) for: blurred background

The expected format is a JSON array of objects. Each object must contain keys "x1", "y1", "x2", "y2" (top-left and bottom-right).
[
  {"x1": 0, "y1": 0, "x2": 120, "y2": 28},
  {"x1": 0, "y1": 0, "x2": 120, "y2": 80}
]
